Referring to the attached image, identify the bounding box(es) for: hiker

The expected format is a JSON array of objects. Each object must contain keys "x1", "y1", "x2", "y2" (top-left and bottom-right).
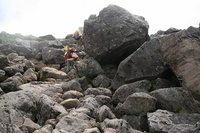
[
  {"x1": 71, "y1": 27, "x2": 84, "y2": 51},
  {"x1": 64, "y1": 44, "x2": 79, "y2": 72}
]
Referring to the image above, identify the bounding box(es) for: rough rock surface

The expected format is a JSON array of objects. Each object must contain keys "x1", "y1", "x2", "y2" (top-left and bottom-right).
[
  {"x1": 161, "y1": 27, "x2": 200, "y2": 100},
  {"x1": 83, "y1": 4, "x2": 149, "y2": 64}
]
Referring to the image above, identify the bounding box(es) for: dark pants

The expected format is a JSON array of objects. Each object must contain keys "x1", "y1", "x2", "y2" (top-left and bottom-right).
[{"x1": 66, "y1": 60, "x2": 74, "y2": 72}]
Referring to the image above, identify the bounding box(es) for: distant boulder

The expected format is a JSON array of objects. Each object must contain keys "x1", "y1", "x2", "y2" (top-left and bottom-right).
[
  {"x1": 83, "y1": 4, "x2": 149, "y2": 64},
  {"x1": 39, "y1": 34, "x2": 56, "y2": 40}
]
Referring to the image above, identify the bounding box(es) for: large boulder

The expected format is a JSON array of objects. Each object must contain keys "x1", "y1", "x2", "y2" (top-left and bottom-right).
[
  {"x1": 41, "y1": 47, "x2": 65, "y2": 64},
  {"x1": 111, "y1": 38, "x2": 167, "y2": 90},
  {"x1": 161, "y1": 27, "x2": 200, "y2": 100},
  {"x1": 83, "y1": 4, "x2": 149, "y2": 64}
]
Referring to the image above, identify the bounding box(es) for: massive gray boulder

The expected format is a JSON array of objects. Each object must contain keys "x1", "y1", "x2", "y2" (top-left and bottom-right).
[
  {"x1": 161, "y1": 27, "x2": 200, "y2": 100},
  {"x1": 111, "y1": 38, "x2": 167, "y2": 90},
  {"x1": 83, "y1": 4, "x2": 149, "y2": 64}
]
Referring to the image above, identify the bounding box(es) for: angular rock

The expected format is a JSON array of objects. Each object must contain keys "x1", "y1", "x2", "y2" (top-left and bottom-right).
[
  {"x1": 83, "y1": 4, "x2": 149, "y2": 64},
  {"x1": 147, "y1": 109, "x2": 200, "y2": 133},
  {"x1": 42, "y1": 47, "x2": 65, "y2": 64},
  {"x1": 0, "y1": 55, "x2": 9, "y2": 69},
  {"x1": 112, "y1": 38, "x2": 167, "y2": 90},
  {"x1": 75, "y1": 56, "x2": 104, "y2": 78},
  {"x1": 22, "y1": 117, "x2": 41, "y2": 133},
  {"x1": 24, "y1": 60, "x2": 35, "y2": 71},
  {"x1": 112, "y1": 80, "x2": 151, "y2": 105},
  {"x1": 4, "y1": 64, "x2": 24, "y2": 76},
  {"x1": 23, "y1": 68, "x2": 37, "y2": 82},
  {"x1": 0, "y1": 72, "x2": 26, "y2": 93},
  {"x1": 92, "y1": 74, "x2": 111, "y2": 88},
  {"x1": 95, "y1": 95, "x2": 112, "y2": 107},
  {"x1": 122, "y1": 115, "x2": 148, "y2": 131},
  {"x1": 78, "y1": 97, "x2": 100, "y2": 118},
  {"x1": 9, "y1": 40, "x2": 33, "y2": 59},
  {"x1": 61, "y1": 80, "x2": 82, "y2": 92},
  {"x1": 161, "y1": 27, "x2": 200, "y2": 100},
  {"x1": 150, "y1": 87, "x2": 200, "y2": 113},
  {"x1": 97, "y1": 105, "x2": 116, "y2": 122},
  {"x1": 121, "y1": 92, "x2": 157, "y2": 115}
]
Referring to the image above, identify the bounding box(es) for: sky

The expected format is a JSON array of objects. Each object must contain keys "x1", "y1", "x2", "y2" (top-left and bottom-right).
[{"x1": 0, "y1": 0, "x2": 200, "y2": 38}]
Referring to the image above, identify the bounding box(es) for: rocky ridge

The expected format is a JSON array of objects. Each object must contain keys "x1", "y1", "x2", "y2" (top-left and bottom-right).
[{"x1": 0, "y1": 4, "x2": 200, "y2": 133}]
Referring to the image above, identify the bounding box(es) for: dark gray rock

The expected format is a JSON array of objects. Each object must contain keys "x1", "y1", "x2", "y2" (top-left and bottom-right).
[
  {"x1": 97, "y1": 105, "x2": 116, "y2": 122},
  {"x1": 61, "y1": 80, "x2": 82, "y2": 92},
  {"x1": 75, "y1": 56, "x2": 104, "y2": 78},
  {"x1": 4, "y1": 64, "x2": 24, "y2": 76},
  {"x1": 92, "y1": 74, "x2": 111, "y2": 88},
  {"x1": 122, "y1": 115, "x2": 148, "y2": 131},
  {"x1": 41, "y1": 47, "x2": 65, "y2": 64},
  {"x1": 112, "y1": 38, "x2": 167, "y2": 90},
  {"x1": 112, "y1": 80, "x2": 151, "y2": 105},
  {"x1": 150, "y1": 87, "x2": 200, "y2": 113},
  {"x1": 0, "y1": 72, "x2": 26, "y2": 93},
  {"x1": 0, "y1": 54, "x2": 9, "y2": 69},
  {"x1": 83, "y1": 4, "x2": 149, "y2": 64},
  {"x1": 121, "y1": 92, "x2": 157, "y2": 115}
]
